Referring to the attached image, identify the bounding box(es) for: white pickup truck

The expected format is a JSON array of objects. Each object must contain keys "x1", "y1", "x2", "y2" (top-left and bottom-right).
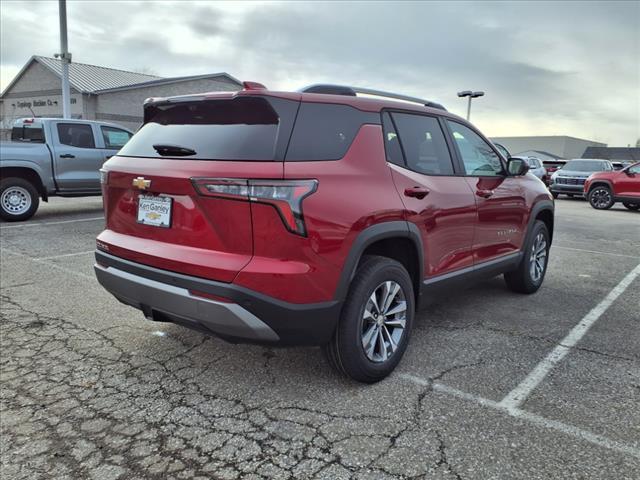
[{"x1": 0, "y1": 118, "x2": 133, "y2": 221}]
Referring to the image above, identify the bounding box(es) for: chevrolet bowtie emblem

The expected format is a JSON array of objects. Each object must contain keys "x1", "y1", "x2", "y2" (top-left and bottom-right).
[{"x1": 132, "y1": 177, "x2": 151, "y2": 190}]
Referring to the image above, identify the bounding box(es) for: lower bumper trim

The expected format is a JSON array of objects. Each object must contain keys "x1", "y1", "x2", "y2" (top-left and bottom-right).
[{"x1": 95, "y1": 264, "x2": 279, "y2": 342}]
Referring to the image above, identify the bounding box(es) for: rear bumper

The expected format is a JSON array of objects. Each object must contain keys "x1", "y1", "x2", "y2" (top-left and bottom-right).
[{"x1": 94, "y1": 250, "x2": 341, "y2": 346}]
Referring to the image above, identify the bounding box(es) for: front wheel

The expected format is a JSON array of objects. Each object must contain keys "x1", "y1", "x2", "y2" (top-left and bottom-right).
[
  {"x1": 324, "y1": 255, "x2": 415, "y2": 383},
  {"x1": 0, "y1": 177, "x2": 40, "y2": 221},
  {"x1": 504, "y1": 220, "x2": 550, "y2": 294},
  {"x1": 622, "y1": 202, "x2": 639, "y2": 211},
  {"x1": 588, "y1": 186, "x2": 614, "y2": 210}
]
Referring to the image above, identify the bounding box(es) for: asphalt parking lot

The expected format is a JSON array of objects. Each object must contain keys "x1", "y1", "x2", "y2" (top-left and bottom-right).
[{"x1": 1, "y1": 196, "x2": 639, "y2": 480}]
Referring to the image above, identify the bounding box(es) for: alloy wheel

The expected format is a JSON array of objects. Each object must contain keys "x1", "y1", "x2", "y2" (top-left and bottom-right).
[
  {"x1": 1, "y1": 186, "x2": 31, "y2": 215},
  {"x1": 529, "y1": 232, "x2": 547, "y2": 283},
  {"x1": 590, "y1": 188, "x2": 612, "y2": 209},
  {"x1": 361, "y1": 281, "x2": 407, "y2": 363}
]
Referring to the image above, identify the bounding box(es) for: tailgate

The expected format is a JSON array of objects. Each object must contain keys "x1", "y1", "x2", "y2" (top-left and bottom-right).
[{"x1": 99, "y1": 156, "x2": 283, "y2": 282}]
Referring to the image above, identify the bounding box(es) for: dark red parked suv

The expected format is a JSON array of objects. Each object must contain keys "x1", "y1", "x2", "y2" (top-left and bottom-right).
[
  {"x1": 584, "y1": 162, "x2": 640, "y2": 210},
  {"x1": 95, "y1": 83, "x2": 554, "y2": 382}
]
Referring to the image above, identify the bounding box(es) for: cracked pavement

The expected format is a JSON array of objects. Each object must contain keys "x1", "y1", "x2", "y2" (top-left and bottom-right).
[{"x1": 1, "y1": 197, "x2": 639, "y2": 479}]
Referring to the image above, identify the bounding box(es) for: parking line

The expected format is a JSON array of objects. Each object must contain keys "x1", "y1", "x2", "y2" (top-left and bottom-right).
[
  {"x1": 0, "y1": 248, "x2": 94, "y2": 281},
  {"x1": 499, "y1": 262, "x2": 640, "y2": 410},
  {"x1": 400, "y1": 374, "x2": 640, "y2": 460},
  {"x1": 552, "y1": 245, "x2": 640, "y2": 259},
  {"x1": 36, "y1": 250, "x2": 95, "y2": 261},
  {"x1": 0, "y1": 216, "x2": 104, "y2": 230}
]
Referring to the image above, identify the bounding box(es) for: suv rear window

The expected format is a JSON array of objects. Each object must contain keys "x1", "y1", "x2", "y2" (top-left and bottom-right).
[
  {"x1": 119, "y1": 97, "x2": 297, "y2": 161},
  {"x1": 285, "y1": 103, "x2": 379, "y2": 161}
]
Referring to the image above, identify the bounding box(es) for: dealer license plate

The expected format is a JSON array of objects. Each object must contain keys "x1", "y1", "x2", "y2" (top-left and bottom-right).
[{"x1": 137, "y1": 194, "x2": 172, "y2": 228}]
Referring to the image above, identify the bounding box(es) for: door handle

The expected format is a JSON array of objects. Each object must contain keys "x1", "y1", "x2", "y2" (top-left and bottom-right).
[
  {"x1": 476, "y1": 189, "x2": 494, "y2": 198},
  {"x1": 59, "y1": 154, "x2": 75, "y2": 159},
  {"x1": 404, "y1": 186, "x2": 430, "y2": 199}
]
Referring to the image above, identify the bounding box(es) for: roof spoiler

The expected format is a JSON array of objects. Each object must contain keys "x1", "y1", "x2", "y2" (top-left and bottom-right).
[{"x1": 299, "y1": 84, "x2": 446, "y2": 111}]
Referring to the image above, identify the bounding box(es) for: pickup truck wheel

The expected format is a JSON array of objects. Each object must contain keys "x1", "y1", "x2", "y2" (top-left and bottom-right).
[
  {"x1": 323, "y1": 255, "x2": 415, "y2": 383},
  {"x1": 622, "y1": 202, "x2": 639, "y2": 211},
  {"x1": 588, "y1": 186, "x2": 614, "y2": 210},
  {"x1": 504, "y1": 220, "x2": 550, "y2": 294},
  {"x1": 0, "y1": 177, "x2": 39, "y2": 221}
]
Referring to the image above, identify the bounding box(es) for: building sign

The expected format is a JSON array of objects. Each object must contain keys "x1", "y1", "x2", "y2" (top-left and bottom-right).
[{"x1": 16, "y1": 97, "x2": 77, "y2": 108}]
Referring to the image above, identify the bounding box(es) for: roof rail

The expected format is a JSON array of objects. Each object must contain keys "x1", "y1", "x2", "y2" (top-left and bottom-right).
[{"x1": 299, "y1": 84, "x2": 446, "y2": 111}]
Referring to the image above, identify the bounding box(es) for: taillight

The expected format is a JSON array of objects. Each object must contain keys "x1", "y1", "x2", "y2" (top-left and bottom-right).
[{"x1": 192, "y1": 178, "x2": 318, "y2": 236}]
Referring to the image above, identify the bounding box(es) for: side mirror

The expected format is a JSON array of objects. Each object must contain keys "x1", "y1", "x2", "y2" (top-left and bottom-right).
[{"x1": 507, "y1": 157, "x2": 529, "y2": 176}]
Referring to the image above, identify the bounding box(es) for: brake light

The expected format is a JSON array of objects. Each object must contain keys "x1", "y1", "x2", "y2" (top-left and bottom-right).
[
  {"x1": 192, "y1": 178, "x2": 318, "y2": 236},
  {"x1": 242, "y1": 81, "x2": 267, "y2": 90}
]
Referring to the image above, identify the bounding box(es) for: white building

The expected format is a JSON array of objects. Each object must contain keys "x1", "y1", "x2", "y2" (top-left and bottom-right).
[
  {"x1": 0, "y1": 56, "x2": 242, "y2": 135},
  {"x1": 490, "y1": 135, "x2": 607, "y2": 159}
]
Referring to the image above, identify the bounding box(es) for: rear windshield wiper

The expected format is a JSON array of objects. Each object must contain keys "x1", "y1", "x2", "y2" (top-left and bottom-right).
[{"x1": 152, "y1": 144, "x2": 197, "y2": 156}]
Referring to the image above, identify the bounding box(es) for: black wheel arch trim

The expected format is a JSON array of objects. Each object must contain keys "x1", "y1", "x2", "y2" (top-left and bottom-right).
[
  {"x1": 587, "y1": 179, "x2": 613, "y2": 193},
  {"x1": 527, "y1": 199, "x2": 554, "y2": 244},
  {"x1": 334, "y1": 220, "x2": 424, "y2": 303}
]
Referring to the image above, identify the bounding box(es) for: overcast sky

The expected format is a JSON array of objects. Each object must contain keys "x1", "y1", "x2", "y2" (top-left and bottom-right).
[{"x1": 1, "y1": 1, "x2": 638, "y2": 145}]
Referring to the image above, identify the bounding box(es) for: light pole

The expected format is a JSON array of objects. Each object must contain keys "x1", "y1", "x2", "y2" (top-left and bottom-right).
[
  {"x1": 457, "y1": 90, "x2": 484, "y2": 121},
  {"x1": 55, "y1": 0, "x2": 72, "y2": 119}
]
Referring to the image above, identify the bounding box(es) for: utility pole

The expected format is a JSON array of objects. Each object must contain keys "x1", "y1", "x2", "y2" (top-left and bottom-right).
[
  {"x1": 55, "y1": 0, "x2": 72, "y2": 119},
  {"x1": 457, "y1": 91, "x2": 485, "y2": 121}
]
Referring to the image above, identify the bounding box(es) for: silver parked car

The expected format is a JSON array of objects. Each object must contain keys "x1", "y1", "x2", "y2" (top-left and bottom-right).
[{"x1": 510, "y1": 156, "x2": 546, "y2": 181}]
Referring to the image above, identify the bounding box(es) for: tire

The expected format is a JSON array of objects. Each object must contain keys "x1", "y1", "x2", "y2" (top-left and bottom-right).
[
  {"x1": 504, "y1": 220, "x2": 550, "y2": 294},
  {"x1": 324, "y1": 255, "x2": 415, "y2": 383},
  {"x1": 622, "y1": 202, "x2": 639, "y2": 211},
  {"x1": 588, "y1": 186, "x2": 614, "y2": 210},
  {"x1": 0, "y1": 177, "x2": 39, "y2": 221}
]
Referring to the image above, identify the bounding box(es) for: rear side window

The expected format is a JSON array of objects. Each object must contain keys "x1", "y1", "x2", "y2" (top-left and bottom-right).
[
  {"x1": 101, "y1": 126, "x2": 132, "y2": 149},
  {"x1": 285, "y1": 103, "x2": 379, "y2": 161},
  {"x1": 119, "y1": 96, "x2": 298, "y2": 161},
  {"x1": 391, "y1": 112, "x2": 454, "y2": 175},
  {"x1": 11, "y1": 124, "x2": 45, "y2": 143},
  {"x1": 57, "y1": 123, "x2": 95, "y2": 148}
]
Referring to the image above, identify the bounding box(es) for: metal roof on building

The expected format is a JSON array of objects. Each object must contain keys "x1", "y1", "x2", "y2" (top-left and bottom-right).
[
  {"x1": 582, "y1": 147, "x2": 640, "y2": 162},
  {"x1": 1, "y1": 56, "x2": 241, "y2": 97},
  {"x1": 35, "y1": 56, "x2": 160, "y2": 93}
]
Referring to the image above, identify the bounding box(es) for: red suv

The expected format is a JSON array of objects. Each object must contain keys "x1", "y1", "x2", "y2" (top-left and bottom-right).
[
  {"x1": 95, "y1": 83, "x2": 554, "y2": 382},
  {"x1": 584, "y1": 162, "x2": 640, "y2": 210}
]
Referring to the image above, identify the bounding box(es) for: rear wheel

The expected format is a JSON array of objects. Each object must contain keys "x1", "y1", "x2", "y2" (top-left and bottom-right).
[
  {"x1": 623, "y1": 202, "x2": 639, "y2": 211},
  {"x1": 324, "y1": 255, "x2": 415, "y2": 383},
  {"x1": 0, "y1": 177, "x2": 39, "y2": 221},
  {"x1": 504, "y1": 221, "x2": 550, "y2": 294},
  {"x1": 588, "y1": 186, "x2": 614, "y2": 210}
]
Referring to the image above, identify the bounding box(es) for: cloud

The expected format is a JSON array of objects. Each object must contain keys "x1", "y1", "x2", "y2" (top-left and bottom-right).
[{"x1": 1, "y1": 0, "x2": 638, "y2": 145}]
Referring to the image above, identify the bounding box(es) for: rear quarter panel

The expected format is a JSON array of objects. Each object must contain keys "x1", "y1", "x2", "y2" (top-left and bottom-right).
[{"x1": 234, "y1": 124, "x2": 407, "y2": 303}]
